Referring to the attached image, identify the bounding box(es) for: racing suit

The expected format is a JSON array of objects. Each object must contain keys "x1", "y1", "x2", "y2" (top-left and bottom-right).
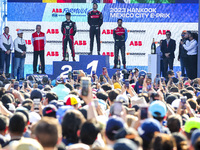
[
  {"x1": 113, "y1": 26, "x2": 128, "y2": 66},
  {"x1": 61, "y1": 20, "x2": 77, "y2": 60},
  {"x1": 88, "y1": 10, "x2": 103, "y2": 55}
]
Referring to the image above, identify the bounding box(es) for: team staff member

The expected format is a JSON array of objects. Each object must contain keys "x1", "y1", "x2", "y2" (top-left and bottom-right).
[
  {"x1": 88, "y1": 3, "x2": 103, "y2": 55},
  {"x1": 13, "y1": 30, "x2": 26, "y2": 80},
  {"x1": 113, "y1": 19, "x2": 128, "y2": 69},
  {"x1": 182, "y1": 32, "x2": 198, "y2": 80},
  {"x1": 61, "y1": 12, "x2": 77, "y2": 61},
  {"x1": 0, "y1": 26, "x2": 13, "y2": 77},
  {"x1": 31, "y1": 25, "x2": 46, "y2": 74},
  {"x1": 161, "y1": 31, "x2": 176, "y2": 78}
]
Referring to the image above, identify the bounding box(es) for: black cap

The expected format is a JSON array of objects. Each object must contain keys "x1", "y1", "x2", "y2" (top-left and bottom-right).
[
  {"x1": 30, "y1": 89, "x2": 42, "y2": 101},
  {"x1": 65, "y1": 12, "x2": 71, "y2": 16}
]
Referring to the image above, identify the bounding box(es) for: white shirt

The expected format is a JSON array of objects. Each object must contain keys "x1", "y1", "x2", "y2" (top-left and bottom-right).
[
  {"x1": 31, "y1": 32, "x2": 46, "y2": 45},
  {"x1": 14, "y1": 36, "x2": 26, "y2": 53},
  {"x1": 183, "y1": 39, "x2": 197, "y2": 55},
  {"x1": 0, "y1": 33, "x2": 14, "y2": 51}
]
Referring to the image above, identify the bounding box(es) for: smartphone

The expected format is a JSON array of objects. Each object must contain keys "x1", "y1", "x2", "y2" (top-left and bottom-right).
[
  {"x1": 68, "y1": 72, "x2": 72, "y2": 80},
  {"x1": 113, "y1": 74, "x2": 117, "y2": 80},
  {"x1": 181, "y1": 96, "x2": 187, "y2": 109},
  {"x1": 93, "y1": 99, "x2": 98, "y2": 108},
  {"x1": 102, "y1": 67, "x2": 107, "y2": 76},
  {"x1": 156, "y1": 77, "x2": 160, "y2": 85},
  {"x1": 147, "y1": 73, "x2": 151, "y2": 79},
  {"x1": 140, "y1": 107, "x2": 148, "y2": 120},
  {"x1": 73, "y1": 75, "x2": 78, "y2": 81},
  {"x1": 147, "y1": 84, "x2": 152, "y2": 90},
  {"x1": 81, "y1": 77, "x2": 90, "y2": 96},
  {"x1": 14, "y1": 81, "x2": 19, "y2": 90},
  {"x1": 117, "y1": 70, "x2": 120, "y2": 78},
  {"x1": 156, "y1": 74, "x2": 160, "y2": 78},
  {"x1": 124, "y1": 79, "x2": 129, "y2": 88},
  {"x1": 24, "y1": 81, "x2": 27, "y2": 89},
  {"x1": 100, "y1": 75, "x2": 104, "y2": 82},
  {"x1": 73, "y1": 70, "x2": 80, "y2": 75},
  {"x1": 161, "y1": 77, "x2": 164, "y2": 83},
  {"x1": 33, "y1": 98, "x2": 40, "y2": 113},
  {"x1": 92, "y1": 71, "x2": 96, "y2": 81},
  {"x1": 112, "y1": 102, "x2": 123, "y2": 116}
]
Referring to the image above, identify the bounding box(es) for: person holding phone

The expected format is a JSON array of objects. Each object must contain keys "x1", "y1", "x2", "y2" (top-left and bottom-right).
[
  {"x1": 13, "y1": 30, "x2": 26, "y2": 80},
  {"x1": 113, "y1": 19, "x2": 128, "y2": 69}
]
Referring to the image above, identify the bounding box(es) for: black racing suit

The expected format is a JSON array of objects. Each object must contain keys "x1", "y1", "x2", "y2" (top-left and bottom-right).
[
  {"x1": 88, "y1": 10, "x2": 103, "y2": 54},
  {"x1": 61, "y1": 20, "x2": 77, "y2": 58},
  {"x1": 113, "y1": 26, "x2": 128, "y2": 65}
]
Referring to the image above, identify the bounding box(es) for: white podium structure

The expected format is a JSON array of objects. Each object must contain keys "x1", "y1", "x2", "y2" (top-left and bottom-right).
[{"x1": 148, "y1": 54, "x2": 161, "y2": 79}]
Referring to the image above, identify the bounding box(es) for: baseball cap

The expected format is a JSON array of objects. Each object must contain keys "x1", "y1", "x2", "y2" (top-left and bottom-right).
[
  {"x1": 114, "y1": 138, "x2": 138, "y2": 150},
  {"x1": 4, "y1": 103, "x2": 15, "y2": 113},
  {"x1": 10, "y1": 138, "x2": 43, "y2": 150},
  {"x1": 114, "y1": 82, "x2": 121, "y2": 89},
  {"x1": 30, "y1": 89, "x2": 42, "y2": 100},
  {"x1": 171, "y1": 99, "x2": 181, "y2": 109},
  {"x1": 42, "y1": 104, "x2": 57, "y2": 118},
  {"x1": 191, "y1": 129, "x2": 200, "y2": 146},
  {"x1": 106, "y1": 116, "x2": 124, "y2": 140},
  {"x1": 184, "y1": 118, "x2": 200, "y2": 133},
  {"x1": 64, "y1": 95, "x2": 82, "y2": 106},
  {"x1": 56, "y1": 105, "x2": 74, "y2": 124},
  {"x1": 56, "y1": 76, "x2": 66, "y2": 84},
  {"x1": 139, "y1": 70, "x2": 146, "y2": 78},
  {"x1": 116, "y1": 95, "x2": 129, "y2": 105},
  {"x1": 0, "y1": 81, "x2": 3, "y2": 87},
  {"x1": 149, "y1": 101, "x2": 167, "y2": 118},
  {"x1": 138, "y1": 118, "x2": 161, "y2": 142},
  {"x1": 17, "y1": 30, "x2": 23, "y2": 34},
  {"x1": 29, "y1": 111, "x2": 41, "y2": 124}
]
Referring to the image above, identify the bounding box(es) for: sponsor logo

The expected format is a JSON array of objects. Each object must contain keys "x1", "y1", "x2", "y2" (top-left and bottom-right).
[
  {"x1": 102, "y1": 52, "x2": 114, "y2": 57},
  {"x1": 47, "y1": 29, "x2": 59, "y2": 34},
  {"x1": 47, "y1": 41, "x2": 62, "y2": 44},
  {"x1": 102, "y1": 29, "x2": 113, "y2": 34},
  {"x1": 158, "y1": 30, "x2": 170, "y2": 35},
  {"x1": 25, "y1": 40, "x2": 32, "y2": 45},
  {"x1": 52, "y1": 8, "x2": 93, "y2": 17},
  {"x1": 129, "y1": 41, "x2": 142, "y2": 46},
  {"x1": 102, "y1": 29, "x2": 146, "y2": 34},
  {"x1": 101, "y1": 41, "x2": 115, "y2": 44},
  {"x1": 129, "y1": 30, "x2": 146, "y2": 33},
  {"x1": 75, "y1": 52, "x2": 90, "y2": 55},
  {"x1": 46, "y1": 51, "x2": 59, "y2": 56},
  {"x1": 16, "y1": 29, "x2": 35, "y2": 32},
  {"x1": 74, "y1": 40, "x2": 86, "y2": 45},
  {"x1": 77, "y1": 30, "x2": 90, "y2": 32}
]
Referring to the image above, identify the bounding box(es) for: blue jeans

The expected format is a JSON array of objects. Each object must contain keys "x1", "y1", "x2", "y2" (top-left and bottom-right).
[
  {"x1": 14, "y1": 57, "x2": 25, "y2": 79},
  {"x1": 0, "y1": 51, "x2": 11, "y2": 74},
  {"x1": 180, "y1": 57, "x2": 187, "y2": 77}
]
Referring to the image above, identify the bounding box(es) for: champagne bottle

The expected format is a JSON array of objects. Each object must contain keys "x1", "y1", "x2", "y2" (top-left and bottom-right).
[{"x1": 151, "y1": 38, "x2": 156, "y2": 54}]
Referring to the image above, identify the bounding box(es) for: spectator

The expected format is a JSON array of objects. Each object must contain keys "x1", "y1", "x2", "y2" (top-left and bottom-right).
[
  {"x1": 0, "y1": 115, "x2": 8, "y2": 147},
  {"x1": 134, "y1": 70, "x2": 146, "y2": 94},
  {"x1": 52, "y1": 76, "x2": 70, "y2": 101},
  {"x1": 172, "y1": 132, "x2": 188, "y2": 150},
  {"x1": 167, "y1": 115, "x2": 182, "y2": 133},
  {"x1": 43, "y1": 92, "x2": 58, "y2": 106},
  {"x1": 108, "y1": 90, "x2": 119, "y2": 106},
  {"x1": 34, "y1": 117, "x2": 62, "y2": 150},
  {"x1": 42, "y1": 104, "x2": 57, "y2": 118}
]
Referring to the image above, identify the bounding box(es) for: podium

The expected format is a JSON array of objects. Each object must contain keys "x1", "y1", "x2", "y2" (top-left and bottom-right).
[{"x1": 148, "y1": 54, "x2": 160, "y2": 79}]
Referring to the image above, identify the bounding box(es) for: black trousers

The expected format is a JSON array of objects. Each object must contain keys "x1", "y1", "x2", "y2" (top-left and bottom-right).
[
  {"x1": 180, "y1": 57, "x2": 187, "y2": 77},
  {"x1": 186, "y1": 55, "x2": 197, "y2": 80},
  {"x1": 33, "y1": 51, "x2": 45, "y2": 73},
  {"x1": 62, "y1": 36, "x2": 75, "y2": 58},
  {"x1": 90, "y1": 26, "x2": 100, "y2": 53},
  {"x1": 163, "y1": 57, "x2": 174, "y2": 78},
  {"x1": 114, "y1": 43, "x2": 126, "y2": 65}
]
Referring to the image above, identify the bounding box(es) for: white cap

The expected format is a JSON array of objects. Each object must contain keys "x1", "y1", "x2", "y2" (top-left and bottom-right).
[
  {"x1": 29, "y1": 111, "x2": 41, "y2": 124},
  {"x1": 171, "y1": 99, "x2": 181, "y2": 109},
  {"x1": 17, "y1": 30, "x2": 23, "y2": 34},
  {"x1": 116, "y1": 95, "x2": 129, "y2": 105}
]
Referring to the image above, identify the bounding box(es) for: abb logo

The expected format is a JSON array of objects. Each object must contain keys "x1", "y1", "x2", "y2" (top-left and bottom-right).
[
  {"x1": 25, "y1": 40, "x2": 32, "y2": 45},
  {"x1": 47, "y1": 29, "x2": 59, "y2": 34},
  {"x1": 158, "y1": 30, "x2": 170, "y2": 35},
  {"x1": 102, "y1": 29, "x2": 113, "y2": 35},
  {"x1": 102, "y1": 52, "x2": 114, "y2": 57},
  {"x1": 129, "y1": 41, "x2": 142, "y2": 46},
  {"x1": 52, "y1": 8, "x2": 62, "y2": 13},
  {"x1": 46, "y1": 51, "x2": 59, "y2": 57},
  {"x1": 74, "y1": 41, "x2": 86, "y2": 45}
]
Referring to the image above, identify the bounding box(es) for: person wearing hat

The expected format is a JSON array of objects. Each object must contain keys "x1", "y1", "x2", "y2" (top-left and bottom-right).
[
  {"x1": 61, "y1": 12, "x2": 77, "y2": 61},
  {"x1": 13, "y1": 30, "x2": 26, "y2": 80},
  {"x1": 88, "y1": 3, "x2": 103, "y2": 55},
  {"x1": 31, "y1": 24, "x2": 46, "y2": 74},
  {"x1": 0, "y1": 26, "x2": 13, "y2": 77},
  {"x1": 134, "y1": 70, "x2": 146, "y2": 94},
  {"x1": 178, "y1": 30, "x2": 188, "y2": 77}
]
